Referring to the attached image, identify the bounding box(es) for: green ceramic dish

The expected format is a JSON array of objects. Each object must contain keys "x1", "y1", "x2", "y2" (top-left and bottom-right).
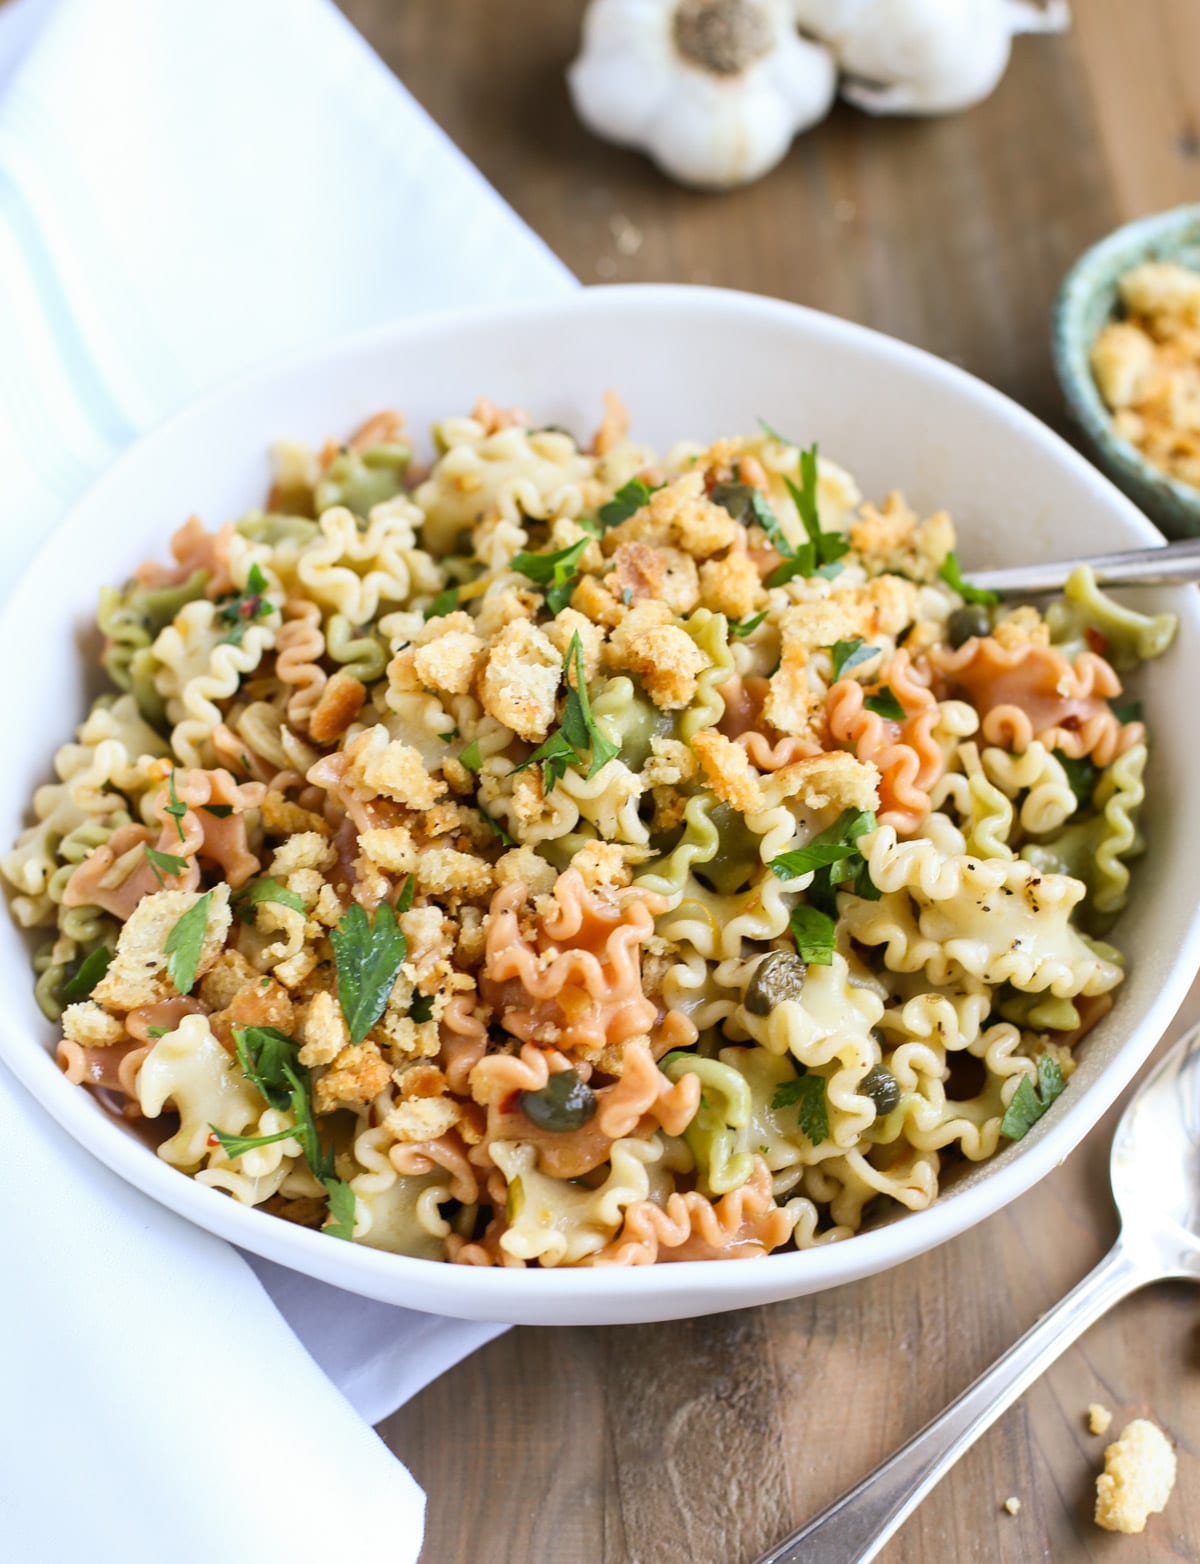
[{"x1": 1053, "y1": 203, "x2": 1200, "y2": 538}]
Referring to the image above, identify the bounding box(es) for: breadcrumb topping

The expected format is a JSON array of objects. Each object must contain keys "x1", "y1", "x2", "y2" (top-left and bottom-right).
[{"x1": 1094, "y1": 1418, "x2": 1176, "y2": 1534}]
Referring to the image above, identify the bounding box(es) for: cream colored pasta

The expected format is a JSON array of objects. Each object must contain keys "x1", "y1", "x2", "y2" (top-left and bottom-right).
[{"x1": 3, "y1": 401, "x2": 1172, "y2": 1265}]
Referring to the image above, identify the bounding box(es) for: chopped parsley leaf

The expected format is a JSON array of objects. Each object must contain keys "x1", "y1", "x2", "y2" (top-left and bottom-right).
[
  {"x1": 164, "y1": 772, "x2": 187, "y2": 843},
  {"x1": 511, "y1": 537, "x2": 590, "y2": 615},
  {"x1": 164, "y1": 890, "x2": 213, "y2": 996},
  {"x1": 1111, "y1": 699, "x2": 1144, "y2": 725},
  {"x1": 598, "y1": 477, "x2": 660, "y2": 530},
  {"x1": 939, "y1": 550, "x2": 1000, "y2": 606},
  {"x1": 62, "y1": 945, "x2": 112, "y2": 1000},
  {"x1": 146, "y1": 1026, "x2": 168, "y2": 1039},
  {"x1": 144, "y1": 844, "x2": 188, "y2": 885},
  {"x1": 231, "y1": 877, "x2": 306, "y2": 924},
  {"x1": 477, "y1": 803, "x2": 515, "y2": 847},
  {"x1": 410, "y1": 993, "x2": 435, "y2": 1023},
  {"x1": 331, "y1": 901, "x2": 407, "y2": 1046},
  {"x1": 201, "y1": 803, "x2": 234, "y2": 818},
  {"x1": 730, "y1": 610, "x2": 769, "y2": 639},
  {"x1": 771, "y1": 1070, "x2": 830, "y2": 1144},
  {"x1": 864, "y1": 686, "x2": 907, "y2": 720},
  {"x1": 217, "y1": 561, "x2": 273, "y2": 645},
  {"x1": 1000, "y1": 1055, "x2": 1066, "y2": 1141},
  {"x1": 513, "y1": 632, "x2": 618, "y2": 793},
  {"x1": 424, "y1": 586, "x2": 461, "y2": 621},
  {"x1": 1054, "y1": 750, "x2": 1099, "y2": 809},
  {"x1": 459, "y1": 739, "x2": 482, "y2": 773},
  {"x1": 788, "y1": 904, "x2": 837, "y2": 966},
  {"x1": 829, "y1": 638, "x2": 878, "y2": 681}
]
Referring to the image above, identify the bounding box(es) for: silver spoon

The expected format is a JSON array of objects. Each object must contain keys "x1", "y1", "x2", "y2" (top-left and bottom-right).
[
  {"x1": 967, "y1": 536, "x2": 1200, "y2": 596},
  {"x1": 752, "y1": 1021, "x2": 1200, "y2": 1564}
]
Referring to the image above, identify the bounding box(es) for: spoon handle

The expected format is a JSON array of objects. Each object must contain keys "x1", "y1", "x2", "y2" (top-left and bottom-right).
[
  {"x1": 751, "y1": 1240, "x2": 1150, "y2": 1564},
  {"x1": 967, "y1": 536, "x2": 1200, "y2": 596}
]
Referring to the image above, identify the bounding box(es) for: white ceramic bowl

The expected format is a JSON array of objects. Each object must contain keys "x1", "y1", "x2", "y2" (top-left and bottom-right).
[{"x1": 4, "y1": 286, "x2": 1199, "y2": 1326}]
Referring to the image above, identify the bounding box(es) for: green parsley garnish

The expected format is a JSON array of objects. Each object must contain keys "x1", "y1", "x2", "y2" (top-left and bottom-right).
[
  {"x1": 597, "y1": 477, "x2": 660, "y2": 529},
  {"x1": 217, "y1": 560, "x2": 273, "y2": 645},
  {"x1": 770, "y1": 1070, "x2": 829, "y2": 1144},
  {"x1": 709, "y1": 482, "x2": 777, "y2": 530},
  {"x1": 477, "y1": 803, "x2": 515, "y2": 847},
  {"x1": 410, "y1": 993, "x2": 435, "y2": 1023},
  {"x1": 164, "y1": 890, "x2": 213, "y2": 996},
  {"x1": 459, "y1": 739, "x2": 482, "y2": 773},
  {"x1": 216, "y1": 1025, "x2": 356, "y2": 1239},
  {"x1": 769, "y1": 809, "x2": 880, "y2": 914},
  {"x1": 62, "y1": 945, "x2": 112, "y2": 1000},
  {"x1": 719, "y1": 445, "x2": 846, "y2": 588},
  {"x1": 397, "y1": 874, "x2": 416, "y2": 914},
  {"x1": 231, "y1": 877, "x2": 306, "y2": 924},
  {"x1": 1111, "y1": 699, "x2": 1144, "y2": 725},
  {"x1": 511, "y1": 537, "x2": 590, "y2": 615},
  {"x1": 331, "y1": 901, "x2": 407, "y2": 1046},
  {"x1": 1000, "y1": 1055, "x2": 1066, "y2": 1142},
  {"x1": 1054, "y1": 750, "x2": 1099, "y2": 809},
  {"x1": 513, "y1": 632, "x2": 619, "y2": 793},
  {"x1": 757, "y1": 416, "x2": 792, "y2": 445},
  {"x1": 164, "y1": 772, "x2": 187, "y2": 843},
  {"x1": 424, "y1": 586, "x2": 461, "y2": 621},
  {"x1": 939, "y1": 550, "x2": 999, "y2": 606},
  {"x1": 201, "y1": 803, "x2": 234, "y2": 818},
  {"x1": 144, "y1": 844, "x2": 189, "y2": 885},
  {"x1": 147, "y1": 1025, "x2": 168, "y2": 1039},
  {"x1": 829, "y1": 638, "x2": 878, "y2": 681},
  {"x1": 730, "y1": 610, "x2": 769, "y2": 639},
  {"x1": 788, "y1": 905, "x2": 837, "y2": 966},
  {"x1": 863, "y1": 686, "x2": 907, "y2": 720}
]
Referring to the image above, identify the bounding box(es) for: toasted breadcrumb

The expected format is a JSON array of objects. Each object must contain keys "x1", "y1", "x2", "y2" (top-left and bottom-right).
[
  {"x1": 992, "y1": 605, "x2": 1050, "y2": 651},
  {"x1": 1003, "y1": 1497, "x2": 1021, "y2": 1516},
  {"x1": 764, "y1": 641, "x2": 818, "y2": 737},
  {"x1": 1091, "y1": 322, "x2": 1156, "y2": 410},
  {"x1": 413, "y1": 625, "x2": 486, "y2": 697},
  {"x1": 544, "y1": 609, "x2": 605, "y2": 682},
  {"x1": 308, "y1": 670, "x2": 367, "y2": 745},
  {"x1": 569, "y1": 572, "x2": 625, "y2": 629},
  {"x1": 416, "y1": 846, "x2": 494, "y2": 898},
  {"x1": 197, "y1": 948, "x2": 260, "y2": 1012},
  {"x1": 262, "y1": 790, "x2": 330, "y2": 838},
  {"x1": 479, "y1": 618, "x2": 562, "y2": 741},
  {"x1": 692, "y1": 728, "x2": 765, "y2": 814},
  {"x1": 1119, "y1": 260, "x2": 1200, "y2": 323},
  {"x1": 383, "y1": 1094, "x2": 461, "y2": 1142},
  {"x1": 495, "y1": 845, "x2": 558, "y2": 897},
  {"x1": 270, "y1": 831, "x2": 336, "y2": 877},
  {"x1": 94, "y1": 885, "x2": 231, "y2": 1010},
  {"x1": 569, "y1": 841, "x2": 633, "y2": 893},
  {"x1": 61, "y1": 1001, "x2": 125, "y2": 1048},
  {"x1": 849, "y1": 493, "x2": 955, "y2": 583},
  {"x1": 778, "y1": 597, "x2": 871, "y2": 654},
  {"x1": 698, "y1": 551, "x2": 765, "y2": 620},
  {"x1": 642, "y1": 736, "x2": 695, "y2": 788},
  {"x1": 357, "y1": 826, "x2": 419, "y2": 874},
  {"x1": 770, "y1": 753, "x2": 881, "y2": 813},
  {"x1": 298, "y1": 989, "x2": 349, "y2": 1067},
  {"x1": 1088, "y1": 1403, "x2": 1114, "y2": 1437},
  {"x1": 604, "y1": 470, "x2": 737, "y2": 558},
  {"x1": 377, "y1": 1008, "x2": 442, "y2": 1061},
  {"x1": 607, "y1": 600, "x2": 707, "y2": 709},
  {"x1": 315, "y1": 1038, "x2": 393, "y2": 1111},
  {"x1": 346, "y1": 727, "x2": 446, "y2": 810},
  {"x1": 1094, "y1": 1418, "x2": 1176, "y2": 1534}
]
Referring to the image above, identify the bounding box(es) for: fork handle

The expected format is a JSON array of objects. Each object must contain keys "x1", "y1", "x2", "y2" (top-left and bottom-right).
[
  {"x1": 968, "y1": 537, "x2": 1200, "y2": 596},
  {"x1": 751, "y1": 1240, "x2": 1151, "y2": 1564}
]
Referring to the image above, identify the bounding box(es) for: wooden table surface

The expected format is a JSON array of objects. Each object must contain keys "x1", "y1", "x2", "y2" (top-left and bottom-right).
[{"x1": 339, "y1": 4, "x2": 1200, "y2": 1559}]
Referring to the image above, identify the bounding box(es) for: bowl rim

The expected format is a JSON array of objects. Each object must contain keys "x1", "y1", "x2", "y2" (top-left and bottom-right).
[
  {"x1": 6, "y1": 281, "x2": 1200, "y2": 1320},
  {"x1": 1053, "y1": 201, "x2": 1200, "y2": 518}
]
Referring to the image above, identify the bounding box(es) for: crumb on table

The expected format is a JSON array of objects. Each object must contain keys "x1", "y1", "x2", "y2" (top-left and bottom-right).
[
  {"x1": 1088, "y1": 1402, "x2": 1113, "y2": 1437},
  {"x1": 1003, "y1": 1496, "x2": 1021, "y2": 1516},
  {"x1": 1094, "y1": 1418, "x2": 1177, "y2": 1535}
]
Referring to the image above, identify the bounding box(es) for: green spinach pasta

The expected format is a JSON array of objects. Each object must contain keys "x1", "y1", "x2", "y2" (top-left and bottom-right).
[{"x1": 3, "y1": 398, "x2": 1175, "y2": 1265}]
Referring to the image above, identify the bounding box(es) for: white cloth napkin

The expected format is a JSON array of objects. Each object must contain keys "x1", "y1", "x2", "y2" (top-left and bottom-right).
[{"x1": 0, "y1": 1, "x2": 575, "y2": 1558}]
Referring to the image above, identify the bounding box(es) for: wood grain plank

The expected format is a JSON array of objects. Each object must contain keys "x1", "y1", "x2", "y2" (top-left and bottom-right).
[{"x1": 339, "y1": 4, "x2": 1200, "y2": 1559}]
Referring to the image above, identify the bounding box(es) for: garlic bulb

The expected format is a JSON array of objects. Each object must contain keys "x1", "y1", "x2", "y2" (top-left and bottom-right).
[
  {"x1": 568, "y1": 0, "x2": 837, "y2": 189},
  {"x1": 793, "y1": 0, "x2": 1071, "y2": 116}
]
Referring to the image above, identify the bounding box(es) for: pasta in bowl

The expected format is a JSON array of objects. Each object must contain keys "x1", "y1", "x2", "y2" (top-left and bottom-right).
[
  {"x1": 3, "y1": 287, "x2": 1199, "y2": 1323},
  {"x1": 5, "y1": 394, "x2": 1176, "y2": 1270}
]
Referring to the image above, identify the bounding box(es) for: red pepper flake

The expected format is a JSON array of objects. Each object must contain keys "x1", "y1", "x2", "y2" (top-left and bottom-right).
[{"x1": 1085, "y1": 626, "x2": 1109, "y2": 656}]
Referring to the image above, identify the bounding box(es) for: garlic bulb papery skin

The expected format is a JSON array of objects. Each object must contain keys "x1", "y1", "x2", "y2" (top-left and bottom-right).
[
  {"x1": 792, "y1": 0, "x2": 1071, "y2": 116},
  {"x1": 568, "y1": 0, "x2": 837, "y2": 190}
]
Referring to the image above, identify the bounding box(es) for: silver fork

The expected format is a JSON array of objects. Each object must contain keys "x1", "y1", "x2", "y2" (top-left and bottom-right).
[
  {"x1": 967, "y1": 536, "x2": 1200, "y2": 596},
  {"x1": 752, "y1": 1022, "x2": 1200, "y2": 1564}
]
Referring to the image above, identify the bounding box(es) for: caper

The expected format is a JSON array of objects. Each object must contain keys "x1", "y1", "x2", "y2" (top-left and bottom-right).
[
  {"x1": 946, "y1": 603, "x2": 992, "y2": 648},
  {"x1": 860, "y1": 1063, "x2": 901, "y2": 1115},
  {"x1": 520, "y1": 1069, "x2": 598, "y2": 1132},
  {"x1": 744, "y1": 950, "x2": 808, "y2": 1016}
]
